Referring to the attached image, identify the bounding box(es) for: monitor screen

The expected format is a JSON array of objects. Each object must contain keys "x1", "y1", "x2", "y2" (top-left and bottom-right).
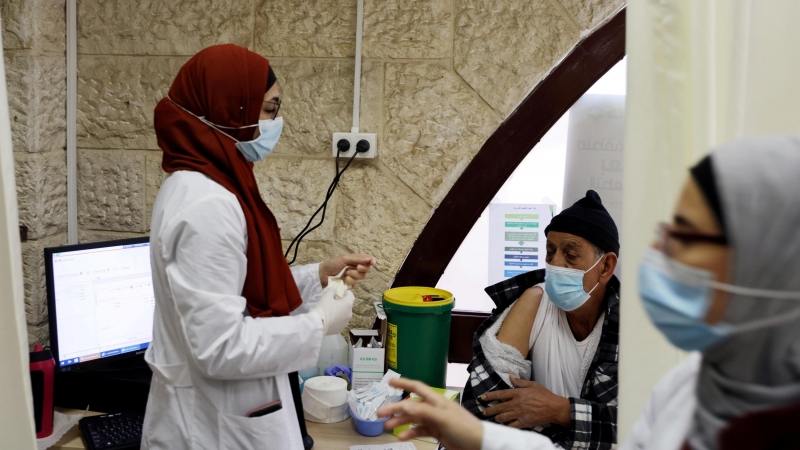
[{"x1": 47, "y1": 239, "x2": 154, "y2": 368}]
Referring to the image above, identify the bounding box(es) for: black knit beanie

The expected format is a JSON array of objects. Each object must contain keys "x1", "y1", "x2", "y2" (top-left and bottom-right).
[{"x1": 544, "y1": 190, "x2": 620, "y2": 255}]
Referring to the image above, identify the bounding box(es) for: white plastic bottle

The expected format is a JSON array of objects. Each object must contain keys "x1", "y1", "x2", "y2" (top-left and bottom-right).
[{"x1": 316, "y1": 334, "x2": 349, "y2": 375}]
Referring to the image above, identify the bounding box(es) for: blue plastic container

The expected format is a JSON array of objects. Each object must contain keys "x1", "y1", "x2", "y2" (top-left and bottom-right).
[
  {"x1": 349, "y1": 406, "x2": 390, "y2": 437},
  {"x1": 298, "y1": 366, "x2": 318, "y2": 395}
]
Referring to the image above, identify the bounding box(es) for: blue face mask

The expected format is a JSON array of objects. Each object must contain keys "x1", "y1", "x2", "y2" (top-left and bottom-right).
[
  {"x1": 235, "y1": 117, "x2": 283, "y2": 162},
  {"x1": 167, "y1": 96, "x2": 282, "y2": 163},
  {"x1": 639, "y1": 248, "x2": 800, "y2": 352},
  {"x1": 545, "y1": 256, "x2": 603, "y2": 312},
  {"x1": 638, "y1": 249, "x2": 733, "y2": 351}
]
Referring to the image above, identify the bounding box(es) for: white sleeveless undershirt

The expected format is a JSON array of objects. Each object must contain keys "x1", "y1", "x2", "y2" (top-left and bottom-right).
[{"x1": 527, "y1": 284, "x2": 604, "y2": 398}]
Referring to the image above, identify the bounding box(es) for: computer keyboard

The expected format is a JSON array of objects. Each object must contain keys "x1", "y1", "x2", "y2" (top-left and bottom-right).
[{"x1": 79, "y1": 412, "x2": 143, "y2": 449}]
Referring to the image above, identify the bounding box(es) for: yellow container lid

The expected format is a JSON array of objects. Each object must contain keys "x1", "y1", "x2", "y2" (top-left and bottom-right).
[{"x1": 383, "y1": 286, "x2": 455, "y2": 308}]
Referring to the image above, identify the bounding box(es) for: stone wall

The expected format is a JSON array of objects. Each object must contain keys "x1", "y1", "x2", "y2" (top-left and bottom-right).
[
  {"x1": 5, "y1": 0, "x2": 623, "y2": 345},
  {"x1": 2, "y1": 0, "x2": 67, "y2": 347}
]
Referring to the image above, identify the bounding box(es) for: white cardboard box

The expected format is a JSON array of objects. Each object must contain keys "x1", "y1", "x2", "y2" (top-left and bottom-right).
[{"x1": 348, "y1": 330, "x2": 385, "y2": 390}]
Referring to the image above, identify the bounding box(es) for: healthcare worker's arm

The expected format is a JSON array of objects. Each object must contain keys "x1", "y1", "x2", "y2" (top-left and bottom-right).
[
  {"x1": 290, "y1": 255, "x2": 376, "y2": 315},
  {"x1": 378, "y1": 378, "x2": 557, "y2": 450},
  {"x1": 289, "y1": 264, "x2": 323, "y2": 314},
  {"x1": 482, "y1": 422, "x2": 557, "y2": 450},
  {"x1": 619, "y1": 353, "x2": 701, "y2": 450},
  {"x1": 620, "y1": 393, "x2": 656, "y2": 450},
  {"x1": 289, "y1": 258, "x2": 376, "y2": 315},
  {"x1": 161, "y1": 195, "x2": 324, "y2": 380}
]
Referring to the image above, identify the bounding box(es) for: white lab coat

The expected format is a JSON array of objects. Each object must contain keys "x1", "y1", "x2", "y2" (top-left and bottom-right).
[
  {"x1": 479, "y1": 354, "x2": 701, "y2": 450},
  {"x1": 618, "y1": 353, "x2": 699, "y2": 450},
  {"x1": 142, "y1": 171, "x2": 325, "y2": 450}
]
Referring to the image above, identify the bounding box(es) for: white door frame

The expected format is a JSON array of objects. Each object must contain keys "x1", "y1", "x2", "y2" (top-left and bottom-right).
[{"x1": 0, "y1": 11, "x2": 38, "y2": 449}]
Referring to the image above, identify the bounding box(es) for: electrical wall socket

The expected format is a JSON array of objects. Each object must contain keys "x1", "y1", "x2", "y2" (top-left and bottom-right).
[{"x1": 332, "y1": 132, "x2": 377, "y2": 159}]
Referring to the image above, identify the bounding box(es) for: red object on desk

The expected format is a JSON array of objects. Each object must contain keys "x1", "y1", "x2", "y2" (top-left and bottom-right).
[{"x1": 30, "y1": 343, "x2": 55, "y2": 439}]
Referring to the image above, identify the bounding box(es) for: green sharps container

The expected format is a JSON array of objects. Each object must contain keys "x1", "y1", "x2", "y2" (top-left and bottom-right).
[{"x1": 382, "y1": 287, "x2": 455, "y2": 389}]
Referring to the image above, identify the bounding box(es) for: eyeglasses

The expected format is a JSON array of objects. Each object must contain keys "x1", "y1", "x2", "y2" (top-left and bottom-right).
[
  {"x1": 263, "y1": 99, "x2": 281, "y2": 120},
  {"x1": 655, "y1": 222, "x2": 728, "y2": 256}
]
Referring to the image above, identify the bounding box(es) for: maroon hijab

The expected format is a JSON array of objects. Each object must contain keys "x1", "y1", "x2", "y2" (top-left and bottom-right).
[{"x1": 153, "y1": 44, "x2": 302, "y2": 318}]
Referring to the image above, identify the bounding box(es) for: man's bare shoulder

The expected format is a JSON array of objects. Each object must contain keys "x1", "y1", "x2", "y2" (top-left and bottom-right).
[
  {"x1": 497, "y1": 285, "x2": 544, "y2": 356},
  {"x1": 510, "y1": 285, "x2": 544, "y2": 315}
]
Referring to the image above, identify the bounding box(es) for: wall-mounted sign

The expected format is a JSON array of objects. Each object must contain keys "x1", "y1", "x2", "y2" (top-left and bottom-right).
[{"x1": 488, "y1": 204, "x2": 555, "y2": 285}]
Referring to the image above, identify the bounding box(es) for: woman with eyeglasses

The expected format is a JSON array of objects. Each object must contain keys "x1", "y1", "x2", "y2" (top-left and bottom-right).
[
  {"x1": 141, "y1": 44, "x2": 375, "y2": 449},
  {"x1": 378, "y1": 135, "x2": 800, "y2": 450}
]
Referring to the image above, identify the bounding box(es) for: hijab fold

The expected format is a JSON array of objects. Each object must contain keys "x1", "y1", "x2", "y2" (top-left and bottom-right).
[
  {"x1": 688, "y1": 135, "x2": 800, "y2": 450},
  {"x1": 153, "y1": 44, "x2": 303, "y2": 318}
]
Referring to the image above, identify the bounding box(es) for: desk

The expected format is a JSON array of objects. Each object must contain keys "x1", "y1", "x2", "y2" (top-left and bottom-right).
[{"x1": 52, "y1": 408, "x2": 437, "y2": 450}]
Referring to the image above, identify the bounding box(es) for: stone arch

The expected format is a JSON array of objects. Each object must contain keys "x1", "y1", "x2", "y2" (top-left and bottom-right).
[{"x1": 394, "y1": 10, "x2": 626, "y2": 290}]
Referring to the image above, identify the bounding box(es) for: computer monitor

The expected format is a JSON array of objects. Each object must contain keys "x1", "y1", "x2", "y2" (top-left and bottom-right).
[{"x1": 45, "y1": 237, "x2": 155, "y2": 372}]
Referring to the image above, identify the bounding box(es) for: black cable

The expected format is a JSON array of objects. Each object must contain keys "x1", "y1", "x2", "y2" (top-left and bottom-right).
[
  {"x1": 285, "y1": 154, "x2": 354, "y2": 265},
  {"x1": 285, "y1": 148, "x2": 358, "y2": 265},
  {"x1": 284, "y1": 163, "x2": 340, "y2": 261},
  {"x1": 286, "y1": 141, "x2": 361, "y2": 261},
  {"x1": 288, "y1": 151, "x2": 357, "y2": 262},
  {"x1": 284, "y1": 158, "x2": 343, "y2": 263}
]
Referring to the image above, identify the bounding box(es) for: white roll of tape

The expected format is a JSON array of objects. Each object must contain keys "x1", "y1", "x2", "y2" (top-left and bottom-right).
[{"x1": 302, "y1": 376, "x2": 350, "y2": 423}]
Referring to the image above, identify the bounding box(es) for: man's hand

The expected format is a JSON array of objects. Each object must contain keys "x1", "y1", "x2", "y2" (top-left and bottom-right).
[
  {"x1": 319, "y1": 254, "x2": 376, "y2": 288},
  {"x1": 378, "y1": 378, "x2": 484, "y2": 450},
  {"x1": 481, "y1": 376, "x2": 571, "y2": 429}
]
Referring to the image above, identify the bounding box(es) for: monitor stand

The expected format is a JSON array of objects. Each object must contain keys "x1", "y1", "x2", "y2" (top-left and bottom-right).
[{"x1": 54, "y1": 358, "x2": 152, "y2": 413}]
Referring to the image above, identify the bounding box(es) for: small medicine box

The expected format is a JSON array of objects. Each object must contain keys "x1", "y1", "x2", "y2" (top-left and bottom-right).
[{"x1": 348, "y1": 330, "x2": 386, "y2": 390}]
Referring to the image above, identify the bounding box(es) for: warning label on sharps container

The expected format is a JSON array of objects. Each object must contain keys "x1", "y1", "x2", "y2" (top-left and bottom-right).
[{"x1": 387, "y1": 323, "x2": 398, "y2": 369}]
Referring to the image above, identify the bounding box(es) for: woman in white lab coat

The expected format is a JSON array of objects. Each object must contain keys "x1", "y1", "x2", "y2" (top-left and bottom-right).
[
  {"x1": 141, "y1": 44, "x2": 375, "y2": 449},
  {"x1": 378, "y1": 136, "x2": 800, "y2": 450}
]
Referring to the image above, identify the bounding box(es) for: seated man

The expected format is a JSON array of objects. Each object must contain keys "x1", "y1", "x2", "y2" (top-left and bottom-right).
[{"x1": 462, "y1": 190, "x2": 620, "y2": 449}]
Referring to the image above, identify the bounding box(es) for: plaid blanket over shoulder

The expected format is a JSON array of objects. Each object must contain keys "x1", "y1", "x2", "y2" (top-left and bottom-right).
[{"x1": 461, "y1": 269, "x2": 620, "y2": 449}]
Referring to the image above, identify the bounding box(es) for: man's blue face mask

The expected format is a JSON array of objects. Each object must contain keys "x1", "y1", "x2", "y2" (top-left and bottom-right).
[
  {"x1": 639, "y1": 248, "x2": 800, "y2": 352},
  {"x1": 544, "y1": 255, "x2": 603, "y2": 312}
]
